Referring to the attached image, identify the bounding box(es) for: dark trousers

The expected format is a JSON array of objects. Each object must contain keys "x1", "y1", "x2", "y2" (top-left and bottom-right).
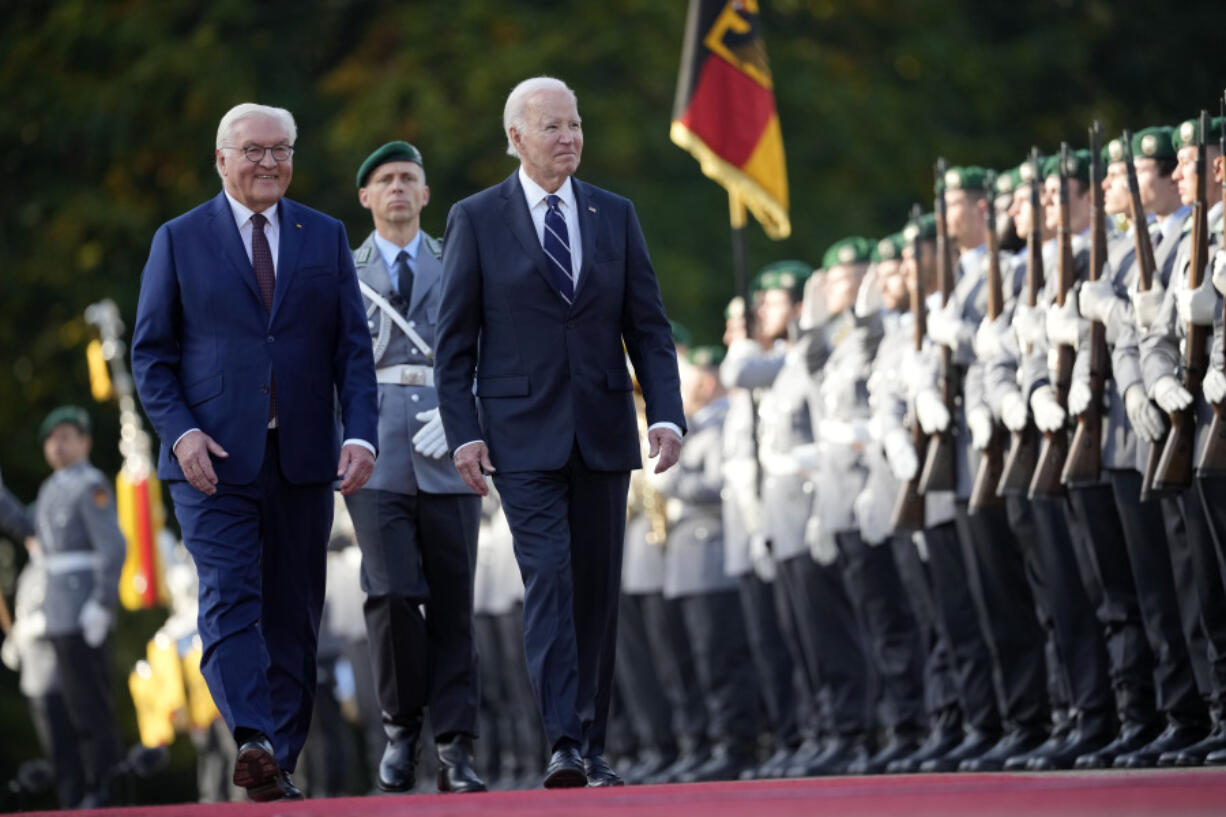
[
  {"x1": 680, "y1": 588, "x2": 759, "y2": 746},
  {"x1": 952, "y1": 502, "x2": 1050, "y2": 729},
  {"x1": 493, "y1": 448, "x2": 630, "y2": 757},
  {"x1": 641, "y1": 592, "x2": 709, "y2": 749},
  {"x1": 1066, "y1": 481, "x2": 1157, "y2": 726},
  {"x1": 47, "y1": 635, "x2": 122, "y2": 796},
  {"x1": 1109, "y1": 470, "x2": 1206, "y2": 725},
  {"x1": 170, "y1": 431, "x2": 332, "y2": 771},
  {"x1": 836, "y1": 532, "x2": 926, "y2": 733},
  {"x1": 737, "y1": 573, "x2": 801, "y2": 747},
  {"x1": 29, "y1": 688, "x2": 87, "y2": 807},
  {"x1": 474, "y1": 613, "x2": 513, "y2": 779},
  {"x1": 890, "y1": 534, "x2": 960, "y2": 720},
  {"x1": 1176, "y1": 481, "x2": 1226, "y2": 703},
  {"x1": 615, "y1": 592, "x2": 678, "y2": 756},
  {"x1": 345, "y1": 488, "x2": 481, "y2": 739},
  {"x1": 775, "y1": 552, "x2": 871, "y2": 736},
  {"x1": 498, "y1": 604, "x2": 549, "y2": 771}
]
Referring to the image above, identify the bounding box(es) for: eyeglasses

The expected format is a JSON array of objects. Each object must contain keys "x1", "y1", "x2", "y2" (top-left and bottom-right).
[{"x1": 223, "y1": 144, "x2": 294, "y2": 163}]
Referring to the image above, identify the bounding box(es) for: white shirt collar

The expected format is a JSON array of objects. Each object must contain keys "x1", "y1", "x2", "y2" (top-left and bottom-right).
[
  {"x1": 223, "y1": 188, "x2": 279, "y2": 232},
  {"x1": 518, "y1": 166, "x2": 575, "y2": 212},
  {"x1": 372, "y1": 230, "x2": 422, "y2": 273}
]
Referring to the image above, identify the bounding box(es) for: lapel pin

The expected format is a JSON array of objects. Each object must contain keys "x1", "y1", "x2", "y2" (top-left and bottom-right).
[
  {"x1": 296, "y1": 224, "x2": 302, "y2": 229},
  {"x1": 587, "y1": 206, "x2": 597, "y2": 213}
]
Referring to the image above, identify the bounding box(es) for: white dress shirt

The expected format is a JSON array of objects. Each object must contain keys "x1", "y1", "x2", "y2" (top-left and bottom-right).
[{"x1": 519, "y1": 166, "x2": 583, "y2": 284}]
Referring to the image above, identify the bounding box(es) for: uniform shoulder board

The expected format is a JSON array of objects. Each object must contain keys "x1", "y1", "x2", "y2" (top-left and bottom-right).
[
  {"x1": 353, "y1": 245, "x2": 374, "y2": 266},
  {"x1": 422, "y1": 233, "x2": 443, "y2": 260}
]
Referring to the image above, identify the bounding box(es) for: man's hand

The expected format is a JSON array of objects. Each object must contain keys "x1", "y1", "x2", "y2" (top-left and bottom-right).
[
  {"x1": 336, "y1": 443, "x2": 376, "y2": 496},
  {"x1": 174, "y1": 430, "x2": 229, "y2": 496},
  {"x1": 454, "y1": 441, "x2": 494, "y2": 496},
  {"x1": 648, "y1": 427, "x2": 683, "y2": 474}
]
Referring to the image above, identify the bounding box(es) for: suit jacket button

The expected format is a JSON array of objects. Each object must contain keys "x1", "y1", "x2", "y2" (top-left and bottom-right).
[
  {"x1": 267, "y1": 335, "x2": 274, "y2": 343},
  {"x1": 261, "y1": 385, "x2": 269, "y2": 394}
]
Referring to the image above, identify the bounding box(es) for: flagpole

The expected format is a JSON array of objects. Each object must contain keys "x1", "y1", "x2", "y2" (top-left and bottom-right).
[{"x1": 729, "y1": 190, "x2": 751, "y2": 330}]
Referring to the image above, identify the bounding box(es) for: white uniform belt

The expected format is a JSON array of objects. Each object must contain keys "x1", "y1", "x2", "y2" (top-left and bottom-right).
[
  {"x1": 44, "y1": 551, "x2": 100, "y2": 575},
  {"x1": 376, "y1": 364, "x2": 434, "y2": 387}
]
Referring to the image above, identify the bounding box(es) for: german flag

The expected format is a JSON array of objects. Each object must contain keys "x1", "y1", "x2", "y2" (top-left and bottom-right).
[{"x1": 671, "y1": 0, "x2": 790, "y2": 239}]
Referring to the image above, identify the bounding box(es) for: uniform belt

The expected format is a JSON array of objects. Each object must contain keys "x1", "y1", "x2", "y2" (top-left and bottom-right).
[
  {"x1": 43, "y1": 551, "x2": 100, "y2": 575},
  {"x1": 375, "y1": 364, "x2": 434, "y2": 387}
]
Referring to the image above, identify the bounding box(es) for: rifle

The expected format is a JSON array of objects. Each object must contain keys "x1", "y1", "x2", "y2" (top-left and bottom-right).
[
  {"x1": 1153, "y1": 110, "x2": 1212, "y2": 492},
  {"x1": 1121, "y1": 130, "x2": 1167, "y2": 500},
  {"x1": 1063, "y1": 123, "x2": 1110, "y2": 486},
  {"x1": 969, "y1": 171, "x2": 1006, "y2": 512},
  {"x1": 1197, "y1": 95, "x2": 1226, "y2": 476},
  {"x1": 997, "y1": 148, "x2": 1044, "y2": 496},
  {"x1": 918, "y1": 159, "x2": 958, "y2": 494},
  {"x1": 892, "y1": 204, "x2": 928, "y2": 531}
]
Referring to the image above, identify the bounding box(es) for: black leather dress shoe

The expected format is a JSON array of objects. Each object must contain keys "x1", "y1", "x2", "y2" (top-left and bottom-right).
[
  {"x1": 278, "y1": 770, "x2": 304, "y2": 800},
  {"x1": 233, "y1": 735, "x2": 285, "y2": 802},
  {"x1": 437, "y1": 737, "x2": 487, "y2": 793},
  {"x1": 792, "y1": 734, "x2": 870, "y2": 777},
  {"x1": 1025, "y1": 727, "x2": 1115, "y2": 771},
  {"x1": 750, "y1": 744, "x2": 797, "y2": 779},
  {"x1": 624, "y1": 747, "x2": 677, "y2": 784},
  {"x1": 920, "y1": 728, "x2": 1002, "y2": 773},
  {"x1": 961, "y1": 726, "x2": 1048, "y2": 772},
  {"x1": 782, "y1": 737, "x2": 824, "y2": 777},
  {"x1": 680, "y1": 743, "x2": 756, "y2": 782},
  {"x1": 377, "y1": 721, "x2": 422, "y2": 792},
  {"x1": 1145, "y1": 722, "x2": 1219, "y2": 767},
  {"x1": 584, "y1": 755, "x2": 625, "y2": 787},
  {"x1": 649, "y1": 744, "x2": 711, "y2": 783},
  {"x1": 1074, "y1": 721, "x2": 1162, "y2": 769},
  {"x1": 543, "y1": 744, "x2": 587, "y2": 788},
  {"x1": 1000, "y1": 727, "x2": 1068, "y2": 772},
  {"x1": 848, "y1": 730, "x2": 923, "y2": 775},
  {"x1": 887, "y1": 725, "x2": 962, "y2": 774}
]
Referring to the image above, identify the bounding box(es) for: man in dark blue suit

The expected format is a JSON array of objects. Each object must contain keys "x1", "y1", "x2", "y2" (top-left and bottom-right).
[
  {"x1": 435, "y1": 76, "x2": 685, "y2": 788},
  {"x1": 131, "y1": 103, "x2": 378, "y2": 802}
]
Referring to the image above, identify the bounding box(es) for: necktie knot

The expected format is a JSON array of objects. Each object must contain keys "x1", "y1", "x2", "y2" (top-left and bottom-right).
[
  {"x1": 546, "y1": 194, "x2": 561, "y2": 213},
  {"x1": 251, "y1": 212, "x2": 267, "y2": 230}
]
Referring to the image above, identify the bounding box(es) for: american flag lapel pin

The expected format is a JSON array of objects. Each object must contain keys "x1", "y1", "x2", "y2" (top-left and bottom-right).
[{"x1": 588, "y1": 205, "x2": 597, "y2": 213}]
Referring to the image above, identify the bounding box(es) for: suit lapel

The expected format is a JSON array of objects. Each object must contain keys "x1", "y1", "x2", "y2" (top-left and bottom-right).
[
  {"x1": 271, "y1": 198, "x2": 303, "y2": 320},
  {"x1": 209, "y1": 193, "x2": 262, "y2": 306},
  {"x1": 408, "y1": 241, "x2": 441, "y2": 317},
  {"x1": 570, "y1": 179, "x2": 599, "y2": 306},
  {"x1": 498, "y1": 173, "x2": 559, "y2": 298}
]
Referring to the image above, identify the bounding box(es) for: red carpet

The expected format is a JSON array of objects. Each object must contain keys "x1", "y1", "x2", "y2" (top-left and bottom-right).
[{"x1": 26, "y1": 770, "x2": 1226, "y2": 817}]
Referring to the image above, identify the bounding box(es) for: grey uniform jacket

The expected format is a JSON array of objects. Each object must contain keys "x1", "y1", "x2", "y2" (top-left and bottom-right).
[
  {"x1": 657, "y1": 397, "x2": 737, "y2": 599},
  {"x1": 33, "y1": 461, "x2": 125, "y2": 636},
  {"x1": 354, "y1": 230, "x2": 473, "y2": 496}
]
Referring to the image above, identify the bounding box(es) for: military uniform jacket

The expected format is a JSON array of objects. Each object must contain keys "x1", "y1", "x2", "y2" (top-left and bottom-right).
[
  {"x1": 33, "y1": 461, "x2": 125, "y2": 636},
  {"x1": 354, "y1": 230, "x2": 472, "y2": 496},
  {"x1": 720, "y1": 387, "x2": 759, "y2": 577},
  {"x1": 656, "y1": 397, "x2": 737, "y2": 599}
]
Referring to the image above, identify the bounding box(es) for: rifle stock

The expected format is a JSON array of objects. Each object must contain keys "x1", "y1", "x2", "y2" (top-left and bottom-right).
[
  {"x1": 919, "y1": 160, "x2": 957, "y2": 494},
  {"x1": 969, "y1": 170, "x2": 1005, "y2": 513},
  {"x1": 892, "y1": 204, "x2": 930, "y2": 532},
  {"x1": 1154, "y1": 111, "x2": 1211, "y2": 493},
  {"x1": 1197, "y1": 94, "x2": 1226, "y2": 477}
]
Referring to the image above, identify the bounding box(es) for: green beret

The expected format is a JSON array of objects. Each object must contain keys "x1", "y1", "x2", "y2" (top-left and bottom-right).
[
  {"x1": 1131, "y1": 127, "x2": 1176, "y2": 161},
  {"x1": 1173, "y1": 117, "x2": 1226, "y2": 151},
  {"x1": 39, "y1": 405, "x2": 91, "y2": 440},
  {"x1": 1104, "y1": 136, "x2": 1128, "y2": 166},
  {"x1": 994, "y1": 168, "x2": 1022, "y2": 198},
  {"x1": 1042, "y1": 149, "x2": 1092, "y2": 185},
  {"x1": 903, "y1": 213, "x2": 936, "y2": 242},
  {"x1": 356, "y1": 140, "x2": 424, "y2": 188},
  {"x1": 822, "y1": 237, "x2": 871, "y2": 269},
  {"x1": 755, "y1": 260, "x2": 813, "y2": 298},
  {"x1": 687, "y1": 345, "x2": 726, "y2": 368},
  {"x1": 871, "y1": 234, "x2": 905, "y2": 263},
  {"x1": 669, "y1": 320, "x2": 694, "y2": 348},
  {"x1": 940, "y1": 165, "x2": 988, "y2": 194}
]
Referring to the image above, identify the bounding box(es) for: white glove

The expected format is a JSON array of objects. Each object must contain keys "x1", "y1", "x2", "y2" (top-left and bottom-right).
[
  {"x1": 1130, "y1": 285, "x2": 1165, "y2": 330},
  {"x1": 854, "y1": 488, "x2": 891, "y2": 546},
  {"x1": 1001, "y1": 390, "x2": 1029, "y2": 432},
  {"x1": 915, "y1": 388, "x2": 951, "y2": 434},
  {"x1": 792, "y1": 443, "x2": 821, "y2": 473},
  {"x1": 1045, "y1": 296, "x2": 1082, "y2": 348},
  {"x1": 749, "y1": 534, "x2": 776, "y2": 582},
  {"x1": 927, "y1": 301, "x2": 971, "y2": 349},
  {"x1": 1078, "y1": 277, "x2": 1124, "y2": 325},
  {"x1": 854, "y1": 267, "x2": 882, "y2": 318},
  {"x1": 1125, "y1": 383, "x2": 1166, "y2": 442},
  {"x1": 1212, "y1": 249, "x2": 1226, "y2": 298},
  {"x1": 1068, "y1": 380, "x2": 1092, "y2": 416},
  {"x1": 79, "y1": 599, "x2": 112, "y2": 648},
  {"x1": 967, "y1": 405, "x2": 994, "y2": 451},
  {"x1": 974, "y1": 316, "x2": 1009, "y2": 360},
  {"x1": 1205, "y1": 369, "x2": 1226, "y2": 405},
  {"x1": 0, "y1": 636, "x2": 18, "y2": 671},
  {"x1": 412, "y1": 408, "x2": 449, "y2": 459},
  {"x1": 1013, "y1": 303, "x2": 1046, "y2": 349},
  {"x1": 883, "y1": 428, "x2": 919, "y2": 481},
  {"x1": 806, "y1": 518, "x2": 838, "y2": 565},
  {"x1": 1150, "y1": 375, "x2": 1194, "y2": 414},
  {"x1": 1030, "y1": 385, "x2": 1066, "y2": 433},
  {"x1": 799, "y1": 273, "x2": 828, "y2": 330},
  {"x1": 1176, "y1": 276, "x2": 1218, "y2": 327}
]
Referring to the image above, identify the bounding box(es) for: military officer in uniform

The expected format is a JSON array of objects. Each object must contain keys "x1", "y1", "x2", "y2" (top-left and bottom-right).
[
  {"x1": 343, "y1": 142, "x2": 485, "y2": 793},
  {"x1": 31, "y1": 406, "x2": 126, "y2": 807}
]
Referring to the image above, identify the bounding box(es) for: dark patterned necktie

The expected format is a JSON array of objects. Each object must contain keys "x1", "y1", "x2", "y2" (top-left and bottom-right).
[
  {"x1": 251, "y1": 213, "x2": 276, "y2": 420},
  {"x1": 543, "y1": 194, "x2": 574, "y2": 302}
]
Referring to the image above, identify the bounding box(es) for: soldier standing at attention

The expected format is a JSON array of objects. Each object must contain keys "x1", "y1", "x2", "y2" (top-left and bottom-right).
[
  {"x1": 31, "y1": 406, "x2": 126, "y2": 807},
  {"x1": 344, "y1": 142, "x2": 486, "y2": 794}
]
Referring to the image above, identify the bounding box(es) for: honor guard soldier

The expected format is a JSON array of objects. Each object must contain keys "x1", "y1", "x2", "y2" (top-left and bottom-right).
[
  {"x1": 31, "y1": 406, "x2": 126, "y2": 807},
  {"x1": 344, "y1": 142, "x2": 486, "y2": 793}
]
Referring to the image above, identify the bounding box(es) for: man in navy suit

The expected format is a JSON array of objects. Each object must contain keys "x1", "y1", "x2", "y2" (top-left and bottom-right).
[
  {"x1": 131, "y1": 103, "x2": 378, "y2": 802},
  {"x1": 435, "y1": 76, "x2": 685, "y2": 788}
]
